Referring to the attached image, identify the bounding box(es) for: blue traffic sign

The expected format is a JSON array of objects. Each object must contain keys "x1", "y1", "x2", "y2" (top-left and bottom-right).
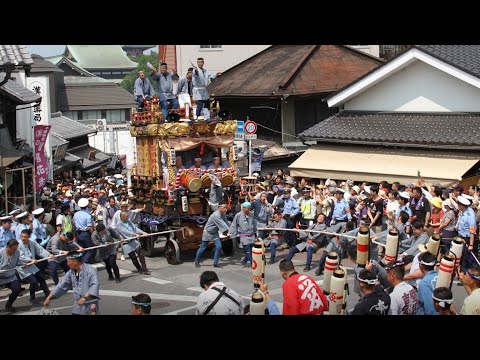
[{"x1": 236, "y1": 120, "x2": 244, "y2": 133}]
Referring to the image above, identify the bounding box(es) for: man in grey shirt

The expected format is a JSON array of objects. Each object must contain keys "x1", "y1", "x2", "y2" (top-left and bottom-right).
[
  {"x1": 134, "y1": 70, "x2": 153, "y2": 111},
  {"x1": 151, "y1": 63, "x2": 179, "y2": 119}
]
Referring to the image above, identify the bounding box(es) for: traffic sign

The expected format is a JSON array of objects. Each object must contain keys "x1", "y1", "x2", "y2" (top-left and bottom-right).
[
  {"x1": 245, "y1": 134, "x2": 257, "y2": 140},
  {"x1": 236, "y1": 120, "x2": 244, "y2": 134},
  {"x1": 234, "y1": 132, "x2": 245, "y2": 140},
  {"x1": 244, "y1": 120, "x2": 257, "y2": 135}
]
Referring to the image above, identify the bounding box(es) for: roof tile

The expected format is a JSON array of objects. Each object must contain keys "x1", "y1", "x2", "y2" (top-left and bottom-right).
[{"x1": 299, "y1": 111, "x2": 480, "y2": 148}]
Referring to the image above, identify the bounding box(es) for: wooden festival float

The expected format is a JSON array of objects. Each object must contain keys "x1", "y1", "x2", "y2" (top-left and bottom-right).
[{"x1": 129, "y1": 96, "x2": 240, "y2": 263}]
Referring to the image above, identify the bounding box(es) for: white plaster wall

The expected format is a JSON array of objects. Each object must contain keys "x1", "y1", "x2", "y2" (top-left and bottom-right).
[
  {"x1": 344, "y1": 60, "x2": 480, "y2": 112},
  {"x1": 176, "y1": 45, "x2": 270, "y2": 78},
  {"x1": 89, "y1": 129, "x2": 136, "y2": 168},
  {"x1": 349, "y1": 45, "x2": 380, "y2": 57}
]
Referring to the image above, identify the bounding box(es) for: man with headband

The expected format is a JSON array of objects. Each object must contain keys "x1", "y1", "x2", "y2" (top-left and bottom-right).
[
  {"x1": 229, "y1": 202, "x2": 257, "y2": 268},
  {"x1": 350, "y1": 268, "x2": 391, "y2": 315},
  {"x1": 459, "y1": 266, "x2": 480, "y2": 315},
  {"x1": 44, "y1": 251, "x2": 100, "y2": 315},
  {"x1": 432, "y1": 287, "x2": 456, "y2": 315},
  {"x1": 195, "y1": 203, "x2": 230, "y2": 268},
  {"x1": 416, "y1": 251, "x2": 438, "y2": 315},
  {"x1": 131, "y1": 293, "x2": 151, "y2": 315}
]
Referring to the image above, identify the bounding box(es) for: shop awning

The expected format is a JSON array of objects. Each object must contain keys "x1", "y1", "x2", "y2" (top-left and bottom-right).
[
  {"x1": 67, "y1": 145, "x2": 112, "y2": 173},
  {"x1": 289, "y1": 144, "x2": 480, "y2": 187},
  {"x1": 0, "y1": 147, "x2": 24, "y2": 168}
]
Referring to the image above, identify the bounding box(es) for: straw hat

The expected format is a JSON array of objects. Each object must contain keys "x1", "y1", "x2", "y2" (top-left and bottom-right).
[{"x1": 430, "y1": 197, "x2": 443, "y2": 209}]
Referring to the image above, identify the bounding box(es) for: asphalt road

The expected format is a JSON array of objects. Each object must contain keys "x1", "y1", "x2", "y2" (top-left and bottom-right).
[{"x1": 0, "y1": 243, "x2": 469, "y2": 315}]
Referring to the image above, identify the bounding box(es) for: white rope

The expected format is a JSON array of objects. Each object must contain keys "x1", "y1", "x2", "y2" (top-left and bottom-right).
[
  {"x1": 257, "y1": 227, "x2": 356, "y2": 239},
  {"x1": 0, "y1": 229, "x2": 181, "y2": 273}
]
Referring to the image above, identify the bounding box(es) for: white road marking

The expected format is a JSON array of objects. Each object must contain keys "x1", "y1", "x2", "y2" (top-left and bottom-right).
[
  {"x1": 186, "y1": 287, "x2": 203, "y2": 292},
  {"x1": 163, "y1": 305, "x2": 198, "y2": 315},
  {"x1": 16, "y1": 305, "x2": 73, "y2": 315},
  {"x1": 119, "y1": 269, "x2": 132, "y2": 275},
  {"x1": 99, "y1": 289, "x2": 198, "y2": 302},
  {"x1": 143, "y1": 278, "x2": 173, "y2": 285}
]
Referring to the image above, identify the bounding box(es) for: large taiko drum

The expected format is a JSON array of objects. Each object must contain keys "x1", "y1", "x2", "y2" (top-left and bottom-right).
[
  {"x1": 220, "y1": 172, "x2": 234, "y2": 187},
  {"x1": 181, "y1": 172, "x2": 202, "y2": 192},
  {"x1": 201, "y1": 173, "x2": 212, "y2": 188}
]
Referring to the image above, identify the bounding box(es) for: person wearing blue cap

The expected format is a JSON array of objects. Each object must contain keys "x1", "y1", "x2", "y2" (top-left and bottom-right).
[
  {"x1": 229, "y1": 201, "x2": 257, "y2": 268},
  {"x1": 44, "y1": 250, "x2": 100, "y2": 315}
]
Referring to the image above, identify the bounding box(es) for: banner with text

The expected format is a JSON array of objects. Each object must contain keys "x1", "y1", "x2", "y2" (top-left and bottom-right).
[
  {"x1": 34, "y1": 125, "x2": 51, "y2": 191},
  {"x1": 251, "y1": 147, "x2": 267, "y2": 173}
]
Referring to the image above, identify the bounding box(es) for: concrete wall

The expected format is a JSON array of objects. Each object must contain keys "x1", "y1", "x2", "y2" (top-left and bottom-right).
[
  {"x1": 176, "y1": 45, "x2": 271, "y2": 78},
  {"x1": 344, "y1": 60, "x2": 480, "y2": 112},
  {"x1": 88, "y1": 129, "x2": 136, "y2": 168}
]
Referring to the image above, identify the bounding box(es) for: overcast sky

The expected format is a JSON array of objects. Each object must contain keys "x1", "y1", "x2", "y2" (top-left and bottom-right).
[
  {"x1": 26, "y1": 45, "x2": 154, "y2": 58},
  {"x1": 27, "y1": 45, "x2": 65, "y2": 57}
]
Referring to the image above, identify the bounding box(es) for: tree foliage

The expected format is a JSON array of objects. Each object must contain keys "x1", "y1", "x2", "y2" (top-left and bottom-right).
[{"x1": 120, "y1": 52, "x2": 159, "y2": 94}]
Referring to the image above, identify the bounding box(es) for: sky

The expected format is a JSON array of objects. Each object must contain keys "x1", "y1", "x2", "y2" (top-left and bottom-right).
[
  {"x1": 27, "y1": 45, "x2": 66, "y2": 57},
  {"x1": 26, "y1": 45, "x2": 154, "y2": 58}
]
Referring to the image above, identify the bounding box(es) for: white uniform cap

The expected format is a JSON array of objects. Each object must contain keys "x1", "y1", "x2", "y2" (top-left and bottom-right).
[
  {"x1": 0, "y1": 215, "x2": 12, "y2": 221},
  {"x1": 32, "y1": 208, "x2": 45, "y2": 216},
  {"x1": 457, "y1": 195, "x2": 471, "y2": 206},
  {"x1": 462, "y1": 194, "x2": 474, "y2": 201},
  {"x1": 442, "y1": 199, "x2": 453, "y2": 208},
  {"x1": 399, "y1": 191, "x2": 410, "y2": 200},
  {"x1": 16, "y1": 211, "x2": 29, "y2": 219},
  {"x1": 363, "y1": 186, "x2": 371, "y2": 194},
  {"x1": 352, "y1": 185, "x2": 361, "y2": 194},
  {"x1": 114, "y1": 174, "x2": 124, "y2": 179},
  {"x1": 78, "y1": 198, "x2": 89, "y2": 208},
  {"x1": 9, "y1": 209, "x2": 21, "y2": 216}
]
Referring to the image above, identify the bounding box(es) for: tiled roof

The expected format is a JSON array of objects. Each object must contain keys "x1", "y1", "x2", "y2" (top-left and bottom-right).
[
  {"x1": 208, "y1": 45, "x2": 382, "y2": 97},
  {"x1": 0, "y1": 45, "x2": 33, "y2": 67},
  {"x1": 417, "y1": 45, "x2": 480, "y2": 79},
  {"x1": 0, "y1": 72, "x2": 41, "y2": 104},
  {"x1": 57, "y1": 81, "x2": 136, "y2": 111},
  {"x1": 299, "y1": 111, "x2": 480, "y2": 149},
  {"x1": 30, "y1": 54, "x2": 63, "y2": 74},
  {"x1": 50, "y1": 112, "x2": 96, "y2": 139}
]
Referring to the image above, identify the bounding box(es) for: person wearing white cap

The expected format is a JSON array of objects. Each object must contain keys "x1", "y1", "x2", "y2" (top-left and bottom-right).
[
  {"x1": 73, "y1": 198, "x2": 96, "y2": 264},
  {"x1": 455, "y1": 195, "x2": 477, "y2": 272},
  {"x1": 284, "y1": 179, "x2": 298, "y2": 197},
  {"x1": 0, "y1": 216, "x2": 14, "y2": 248},
  {"x1": 32, "y1": 208, "x2": 49, "y2": 247},
  {"x1": 15, "y1": 212, "x2": 32, "y2": 242},
  {"x1": 437, "y1": 199, "x2": 457, "y2": 252},
  {"x1": 8, "y1": 209, "x2": 21, "y2": 233},
  {"x1": 397, "y1": 191, "x2": 413, "y2": 233}
]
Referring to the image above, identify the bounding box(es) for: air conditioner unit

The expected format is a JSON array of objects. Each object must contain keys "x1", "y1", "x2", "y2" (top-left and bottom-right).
[{"x1": 97, "y1": 119, "x2": 107, "y2": 132}]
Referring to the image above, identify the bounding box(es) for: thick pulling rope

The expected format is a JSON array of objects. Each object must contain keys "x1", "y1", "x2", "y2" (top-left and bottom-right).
[
  {"x1": 0, "y1": 229, "x2": 180, "y2": 273},
  {"x1": 257, "y1": 227, "x2": 357, "y2": 239}
]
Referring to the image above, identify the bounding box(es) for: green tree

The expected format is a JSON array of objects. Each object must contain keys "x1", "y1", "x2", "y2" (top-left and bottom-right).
[{"x1": 121, "y1": 52, "x2": 159, "y2": 94}]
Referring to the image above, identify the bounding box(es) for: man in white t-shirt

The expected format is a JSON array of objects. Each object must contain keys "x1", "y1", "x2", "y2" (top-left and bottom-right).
[{"x1": 385, "y1": 261, "x2": 418, "y2": 315}]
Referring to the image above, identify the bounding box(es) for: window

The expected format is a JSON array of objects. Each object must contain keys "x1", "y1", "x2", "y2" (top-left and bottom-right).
[
  {"x1": 199, "y1": 45, "x2": 223, "y2": 51},
  {"x1": 101, "y1": 110, "x2": 107, "y2": 119},
  {"x1": 77, "y1": 111, "x2": 83, "y2": 120}
]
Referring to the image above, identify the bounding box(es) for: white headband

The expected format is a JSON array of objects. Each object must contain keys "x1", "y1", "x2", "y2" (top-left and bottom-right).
[
  {"x1": 357, "y1": 275, "x2": 378, "y2": 285},
  {"x1": 420, "y1": 259, "x2": 436, "y2": 266},
  {"x1": 432, "y1": 294, "x2": 453, "y2": 308}
]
